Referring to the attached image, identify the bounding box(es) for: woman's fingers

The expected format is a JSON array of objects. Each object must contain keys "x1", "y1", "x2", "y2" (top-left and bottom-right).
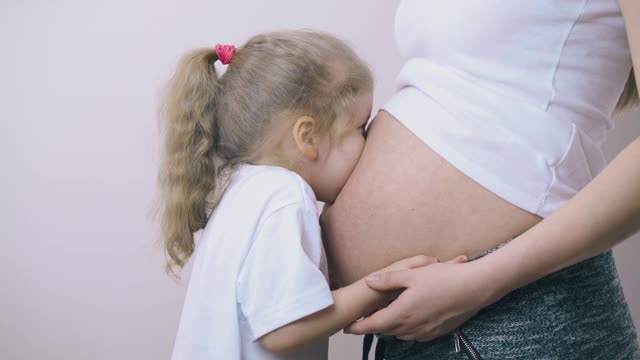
[
  {"x1": 444, "y1": 255, "x2": 468, "y2": 264},
  {"x1": 344, "y1": 302, "x2": 403, "y2": 335},
  {"x1": 388, "y1": 255, "x2": 439, "y2": 271},
  {"x1": 368, "y1": 255, "x2": 466, "y2": 292},
  {"x1": 366, "y1": 269, "x2": 413, "y2": 291},
  {"x1": 379, "y1": 255, "x2": 439, "y2": 273}
]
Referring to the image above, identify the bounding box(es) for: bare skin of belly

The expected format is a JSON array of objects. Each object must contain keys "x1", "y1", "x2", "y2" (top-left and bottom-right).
[{"x1": 321, "y1": 111, "x2": 542, "y2": 286}]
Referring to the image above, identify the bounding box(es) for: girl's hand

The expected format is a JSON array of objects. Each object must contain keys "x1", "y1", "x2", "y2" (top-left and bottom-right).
[
  {"x1": 328, "y1": 254, "x2": 464, "y2": 290},
  {"x1": 344, "y1": 260, "x2": 496, "y2": 341}
]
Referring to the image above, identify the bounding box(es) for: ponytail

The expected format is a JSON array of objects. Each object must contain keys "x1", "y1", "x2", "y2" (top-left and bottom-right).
[{"x1": 158, "y1": 49, "x2": 221, "y2": 275}]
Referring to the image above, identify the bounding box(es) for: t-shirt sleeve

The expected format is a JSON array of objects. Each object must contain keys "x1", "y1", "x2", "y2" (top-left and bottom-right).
[{"x1": 236, "y1": 202, "x2": 334, "y2": 341}]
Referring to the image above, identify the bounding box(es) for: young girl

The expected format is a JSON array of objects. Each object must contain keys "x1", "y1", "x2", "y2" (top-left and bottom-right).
[{"x1": 158, "y1": 30, "x2": 465, "y2": 359}]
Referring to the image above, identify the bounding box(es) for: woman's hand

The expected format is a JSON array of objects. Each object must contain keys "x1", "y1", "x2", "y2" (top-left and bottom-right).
[
  {"x1": 364, "y1": 254, "x2": 470, "y2": 312},
  {"x1": 344, "y1": 260, "x2": 499, "y2": 341},
  {"x1": 376, "y1": 254, "x2": 468, "y2": 274}
]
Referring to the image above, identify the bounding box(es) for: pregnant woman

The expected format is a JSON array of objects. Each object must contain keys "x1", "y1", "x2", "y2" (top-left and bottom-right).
[{"x1": 321, "y1": 0, "x2": 640, "y2": 359}]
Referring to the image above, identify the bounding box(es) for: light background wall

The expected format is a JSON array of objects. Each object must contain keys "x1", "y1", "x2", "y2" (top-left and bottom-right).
[{"x1": 1, "y1": 1, "x2": 637, "y2": 359}]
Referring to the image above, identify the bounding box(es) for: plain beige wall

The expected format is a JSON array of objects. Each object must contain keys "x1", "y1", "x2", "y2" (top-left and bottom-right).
[{"x1": 1, "y1": 1, "x2": 637, "y2": 359}]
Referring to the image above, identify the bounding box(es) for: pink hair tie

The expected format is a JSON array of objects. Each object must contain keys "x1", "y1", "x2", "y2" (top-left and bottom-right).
[{"x1": 215, "y1": 44, "x2": 235, "y2": 65}]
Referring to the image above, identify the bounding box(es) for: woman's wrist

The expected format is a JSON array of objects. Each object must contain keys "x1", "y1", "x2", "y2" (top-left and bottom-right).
[
  {"x1": 468, "y1": 252, "x2": 520, "y2": 307},
  {"x1": 468, "y1": 226, "x2": 559, "y2": 305}
]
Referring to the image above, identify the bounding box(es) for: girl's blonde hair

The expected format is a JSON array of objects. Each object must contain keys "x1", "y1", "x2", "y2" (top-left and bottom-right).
[{"x1": 158, "y1": 30, "x2": 373, "y2": 274}]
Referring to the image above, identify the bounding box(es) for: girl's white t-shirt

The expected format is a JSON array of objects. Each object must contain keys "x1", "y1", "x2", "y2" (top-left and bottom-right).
[{"x1": 172, "y1": 164, "x2": 334, "y2": 360}]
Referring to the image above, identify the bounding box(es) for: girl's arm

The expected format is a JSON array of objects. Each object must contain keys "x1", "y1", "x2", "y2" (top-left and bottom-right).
[
  {"x1": 259, "y1": 254, "x2": 466, "y2": 353},
  {"x1": 344, "y1": 0, "x2": 640, "y2": 340}
]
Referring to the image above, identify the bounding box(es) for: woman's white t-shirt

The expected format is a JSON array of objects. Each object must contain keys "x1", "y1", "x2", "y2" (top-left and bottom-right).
[
  {"x1": 384, "y1": 0, "x2": 632, "y2": 217},
  {"x1": 171, "y1": 164, "x2": 333, "y2": 360}
]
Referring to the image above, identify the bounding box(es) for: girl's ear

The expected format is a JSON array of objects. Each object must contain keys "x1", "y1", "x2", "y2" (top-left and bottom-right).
[{"x1": 292, "y1": 116, "x2": 319, "y2": 160}]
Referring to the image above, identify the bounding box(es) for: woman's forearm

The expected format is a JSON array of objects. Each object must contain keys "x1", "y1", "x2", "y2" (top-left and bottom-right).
[
  {"x1": 478, "y1": 136, "x2": 640, "y2": 301},
  {"x1": 482, "y1": 0, "x2": 640, "y2": 296}
]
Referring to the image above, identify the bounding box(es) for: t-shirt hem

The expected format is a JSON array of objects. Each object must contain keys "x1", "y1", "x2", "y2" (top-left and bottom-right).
[{"x1": 382, "y1": 87, "x2": 547, "y2": 217}]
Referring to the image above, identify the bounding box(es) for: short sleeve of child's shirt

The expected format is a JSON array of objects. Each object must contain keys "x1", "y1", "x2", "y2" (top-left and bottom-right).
[{"x1": 236, "y1": 202, "x2": 334, "y2": 341}]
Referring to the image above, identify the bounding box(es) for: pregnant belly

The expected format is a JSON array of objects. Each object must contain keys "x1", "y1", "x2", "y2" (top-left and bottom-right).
[{"x1": 320, "y1": 110, "x2": 541, "y2": 286}]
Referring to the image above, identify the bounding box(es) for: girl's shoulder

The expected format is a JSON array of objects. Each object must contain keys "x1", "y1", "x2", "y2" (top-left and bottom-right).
[{"x1": 231, "y1": 164, "x2": 318, "y2": 215}]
